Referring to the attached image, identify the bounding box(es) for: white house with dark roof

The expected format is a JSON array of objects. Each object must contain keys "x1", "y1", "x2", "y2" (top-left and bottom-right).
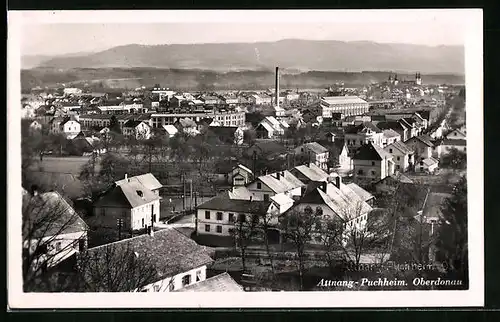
[
  {"x1": 23, "y1": 190, "x2": 88, "y2": 272},
  {"x1": 229, "y1": 164, "x2": 254, "y2": 186},
  {"x1": 294, "y1": 142, "x2": 329, "y2": 170},
  {"x1": 384, "y1": 141, "x2": 414, "y2": 172},
  {"x1": 283, "y1": 178, "x2": 373, "y2": 244},
  {"x1": 122, "y1": 120, "x2": 151, "y2": 140},
  {"x1": 93, "y1": 174, "x2": 161, "y2": 231},
  {"x1": 115, "y1": 173, "x2": 163, "y2": 197},
  {"x1": 246, "y1": 170, "x2": 305, "y2": 202},
  {"x1": 353, "y1": 143, "x2": 395, "y2": 182},
  {"x1": 404, "y1": 134, "x2": 435, "y2": 161},
  {"x1": 83, "y1": 227, "x2": 214, "y2": 292},
  {"x1": 196, "y1": 195, "x2": 275, "y2": 239}
]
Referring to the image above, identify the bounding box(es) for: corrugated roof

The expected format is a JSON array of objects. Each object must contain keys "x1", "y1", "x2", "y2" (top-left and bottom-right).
[
  {"x1": 86, "y1": 228, "x2": 213, "y2": 284},
  {"x1": 176, "y1": 272, "x2": 244, "y2": 292}
]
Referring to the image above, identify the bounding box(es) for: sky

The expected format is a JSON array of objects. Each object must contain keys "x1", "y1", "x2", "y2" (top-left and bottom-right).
[{"x1": 18, "y1": 10, "x2": 468, "y2": 56}]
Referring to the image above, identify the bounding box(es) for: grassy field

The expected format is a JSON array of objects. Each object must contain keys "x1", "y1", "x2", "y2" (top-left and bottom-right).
[{"x1": 31, "y1": 156, "x2": 98, "y2": 174}]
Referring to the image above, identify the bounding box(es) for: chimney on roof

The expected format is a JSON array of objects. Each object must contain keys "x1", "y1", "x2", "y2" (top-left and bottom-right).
[
  {"x1": 320, "y1": 181, "x2": 327, "y2": 193},
  {"x1": 276, "y1": 172, "x2": 281, "y2": 180},
  {"x1": 31, "y1": 184, "x2": 39, "y2": 196},
  {"x1": 250, "y1": 196, "x2": 253, "y2": 202},
  {"x1": 125, "y1": 173, "x2": 128, "y2": 181},
  {"x1": 335, "y1": 176, "x2": 342, "y2": 189}
]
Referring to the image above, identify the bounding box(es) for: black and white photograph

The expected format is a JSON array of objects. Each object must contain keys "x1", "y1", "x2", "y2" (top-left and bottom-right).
[{"x1": 7, "y1": 9, "x2": 483, "y2": 308}]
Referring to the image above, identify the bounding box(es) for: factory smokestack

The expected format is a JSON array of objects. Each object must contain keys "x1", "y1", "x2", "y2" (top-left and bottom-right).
[{"x1": 275, "y1": 66, "x2": 280, "y2": 108}]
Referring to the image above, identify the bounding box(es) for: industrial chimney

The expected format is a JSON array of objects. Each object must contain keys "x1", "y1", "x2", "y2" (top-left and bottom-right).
[{"x1": 275, "y1": 66, "x2": 280, "y2": 108}]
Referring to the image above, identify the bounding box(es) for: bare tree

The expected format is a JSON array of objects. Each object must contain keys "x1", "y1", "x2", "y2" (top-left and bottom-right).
[
  {"x1": 22, "y1": 187, "x2": 88, "y2": 292},
  {"x1": 229, "y1": 213, "x2": 260, "y2": 273},
  {"x1": 76, "y1": 241, "x2": 174, "y2": 292},
  {"x1": 280, "y1": 206, "x2": 322, "y2": 290}
]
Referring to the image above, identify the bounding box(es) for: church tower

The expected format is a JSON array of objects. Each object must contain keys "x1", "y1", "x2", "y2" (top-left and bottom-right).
[{"x1": 394, "y1": 74, "x2": 399, "y2": 86}]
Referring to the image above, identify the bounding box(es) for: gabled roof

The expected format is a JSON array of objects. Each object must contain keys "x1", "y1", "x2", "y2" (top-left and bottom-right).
[
  {"x1": 176, "y1": 272, "x2": 244, "y2": 292},
  {"x1": 298, "y1": 182, "x2": 372, "y2": 221},
  {"x1": 385, "y1": 141, "x2": 413, "y2": 155},
  {"x1": 382, "y1": 129, "x2": 400, "y2": 139},
  {"x1": 271, "y1": 193, "x2": 295, "y2": 206},
  {"x1": 95, "y1": 180, "x2": 159, "y2": 208},
  {"x1": 86, "y1": 228, "x2": 213, "y2": 284},
  {"x1": 406, "y1": 135, "x2": 434, "y2": 147},
  {"x1": 442, "y1": 139, "x2": 466, "y2": 146},
  {"x1": 354, "y1": 143, "x2": 393, "y2": 161},
  {"x1": 291, "y1": 163, "x2": 329, "y2": 182},
  {"x1": 258, "y1": 171, "x2": 305, "y2": 194},
  {"x1": 115, "y1": 173, "x2": 163, "y2": 191},
  {"x1": 22, "y1": 191, "x2": 88, "y2": 239},
  {"x1": 298, "y1": 142, "x2": 328, "y2": 154},
  {"x1": 247, "y1": 141, "x2": 286, "y2": 155},
  {"x1": 346, "y1": 183, "x2": 374, "y2": 202},
  {"x1": 345, "y1": 122, "x2": 381, "y2": 134},
  {"x1": 232, "y1": 164, "x2": 253, "y2": 175},
  {"x1": 420, "y1": 157, "x2": 439, "y2": 167},
  {"x1": 198, "y1": 195, "x2": 271, "y2": 213},
  {"x1": 162, "y1": 124, "x2": 178, "y2": 135},
  {"x1": 123, "y1": 120, "x2": 146, "y2": 128},
  {"x1": 376, "y1": 121, "x2": 407, "y2": 131}
]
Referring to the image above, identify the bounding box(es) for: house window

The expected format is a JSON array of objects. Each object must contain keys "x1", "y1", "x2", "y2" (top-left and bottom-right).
[
  {"x1": 420, "y1": 167, "x2": 424, "y2": 171},
  {"x1": 396, "y1": 165, "x2": 401, "y2": 170},
  {"x1": 397, "y1": 156, "x2": 400, "y2": 161},
  {"x1": 182, "y1": 275, "x2": 191, "y2": 286},
  {"x1": 169, "y1": 282, "x2": 175, "y2": 292},
  {"x1": 196, "y1": 270, "x2": 202, "y2": 282},
  {"x1": 238, "y1": 214, "x2": 246, "y2": 222},
  {"x1": 205, "y1": 211, "x2": 210, "y2": 219},
  {"x1": 357, "y1": 169, "x2": 364, "y2": 175},
  {"x1": 229, "y1": 213, "x2": 235, "y2": 223},
  {"x1": 371, "y1": 161, "x2": 375, "y2": 166},
  {"x1": 371, "y1": 170, "x2": 376, "y2": 176},
  {"x1": 141, "y1": 218, "x2": 145, "y2": 227},
  {"x1": 55, "y1": 242, "x2": 61, "y2": 251},
  {"x1": 263, "y1": 194, "x2": 270, "y2": 201},
  {"x1": 153, "y1": 285, "x2": 160, "y2": 292},
  {"x1": 257, "y1": 182, "x2": 262, "y2": 189},
  {"x1": 216, "y1": 212, "x2": 223, "y2": 220},
  {"x1": 216, "y1": 225, "x2": 223, "y2": 233},
  {"x1": 389, "y1": 149, "x2": 393, "y2": 153},
  {"x1": 205, "y1": 224, "x2": 210, "y2": 232}
]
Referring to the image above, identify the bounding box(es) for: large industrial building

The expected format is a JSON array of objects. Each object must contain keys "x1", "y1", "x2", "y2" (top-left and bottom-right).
[{"x1": 320, "y1": 96, "x2": 370, "y2": 119}]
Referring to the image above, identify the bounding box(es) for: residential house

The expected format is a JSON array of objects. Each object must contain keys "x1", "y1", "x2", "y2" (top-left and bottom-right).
[
  {"x1": 245, "y1": 141, "x2": 287, "y2": 160},
  {"x1": 93, "y1": 174, "x2": 161, "y2": 231},
  {"x1": 209, "y1": 126, "x2": 244, "y2": 145},
  {"x1": 283, "y1": 178, "x2": 373, "y2": 244},
  {"x1": 115, "y1": 173, "x2": 163, "y2": 197},
  {"x1": 381, "y1": 129, "x2": 401, "y2": 147},
  {"x1": 326, "y1": 138, "x2": 352, "y2": 172},
  {"x1": 404, "y1": 134, "x2": 435, "y2": 161},
  {"x1": 196, "y1": 196, "x2": 275, "y2": 245},
  {"x1": 22, "y1": 190, "x2": 88, "y2": 272},
  {"x1": 255, "y1": 116, "x2": 287, "y2": 139},
  {"x1": 50, "y1": 117, "x2": 81, "y2": 138},
  {"x1": 376, "y1": 120, "x2": 410, "y2": 142},
  {"x1": 384, "y1": 141, "x2": 414, "y2": 172},
  {"x1": 83, "y1": 227, "x2": 214, "y2": 292},
  {"x1": 344, "y1": 122, "x2": 384, "y2": 149},
  {"x1": 162, "y1": 124, "x2": 178, "y2": 138},
  {"x1": 294, "y1": 142, "x2": 329, "y2": 171},
  {"x1": 122, "y1": 120, "x2": 151, "y2": 140},
  {"x1": 229, "y1": 164, "x2": 254, "y2": 186},
  {"x1": 246, "y1": 170, "x2": 305, "y2": 202},
  {"x1": 176, "y1": 272, "x2": 244, "y2": 292},
  {"x1": 446, "y1": 129, "x2": 466, "y2": 140},
  {"x1": 353, "y1": 143, "x2": 395, "y2": 182},
  {"x1": 290, "y1": 163, "x2": 329, "y2": 185},
  {"x1": 373, "y1": 173, "x2": 414, "y2": 195},
  {"x1": 415, "y1": 157, "x2": 439, "y2": 174},
  {"x1": 441, "y1": 139, "x2": 466, "y2": 154}
]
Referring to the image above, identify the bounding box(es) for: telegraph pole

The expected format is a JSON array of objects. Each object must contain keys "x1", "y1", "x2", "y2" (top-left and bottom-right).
[
  {"x1": 182, "y1": 172, "x2": 186, "y2": 212},
  {"x1": 117, "y1": 218, "x2": 123, "y2": 241},
  {"x1": 190, "y1": 179, "x2": 193, "y2": 211}
]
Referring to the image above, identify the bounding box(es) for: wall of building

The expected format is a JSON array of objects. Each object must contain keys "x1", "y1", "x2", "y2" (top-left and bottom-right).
[
  {"x1": 354, "y1": 159, "x2": 386, "y2": 181},
  {"x1": 140, "y1": 265, "x2": 208, "y2": 292}
]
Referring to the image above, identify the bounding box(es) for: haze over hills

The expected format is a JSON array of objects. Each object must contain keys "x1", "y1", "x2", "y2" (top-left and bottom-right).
[{"x1": 25, "y1": 39, "x2": 465, "y2": 74}]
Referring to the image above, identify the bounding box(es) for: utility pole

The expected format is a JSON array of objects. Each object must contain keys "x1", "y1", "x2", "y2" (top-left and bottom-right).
[
  {"x1": 190, "y1": 179, "x2": 193, "y2": 211},
  {"x1": 182, "y1": 172, "x2": 186, "y2": 212},
  {"x1": 117, "y1": 218, "x2": 123, "y2": 241}
]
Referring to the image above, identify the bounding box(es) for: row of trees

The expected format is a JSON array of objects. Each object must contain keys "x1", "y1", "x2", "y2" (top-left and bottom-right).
[{"x1": 227, "y1": 176, "x2": 468, "y2": 291}]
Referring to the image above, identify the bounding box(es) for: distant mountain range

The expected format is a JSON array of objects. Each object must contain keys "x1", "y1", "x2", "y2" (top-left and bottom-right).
[{"x1": 23, "y1": 39, "x2": 465, "y2": 74}]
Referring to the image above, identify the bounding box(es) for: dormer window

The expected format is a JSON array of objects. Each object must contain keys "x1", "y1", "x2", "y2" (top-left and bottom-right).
[{"x1": 136, "y1": 190, "x2": 143, "y2": 197}]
